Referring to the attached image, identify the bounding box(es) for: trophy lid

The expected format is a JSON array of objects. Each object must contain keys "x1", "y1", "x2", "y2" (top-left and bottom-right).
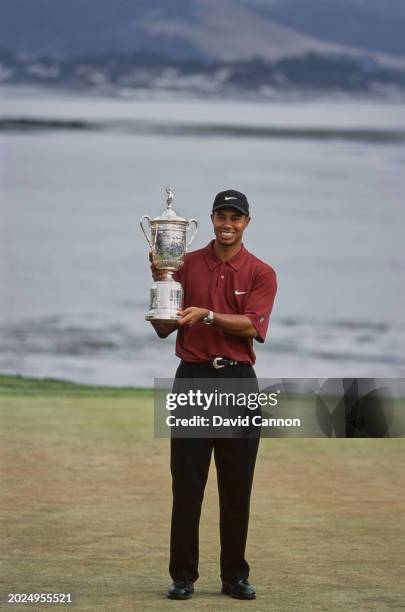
[{"x1": 151, "y1": 188, "x2": 188, "y2": 223}]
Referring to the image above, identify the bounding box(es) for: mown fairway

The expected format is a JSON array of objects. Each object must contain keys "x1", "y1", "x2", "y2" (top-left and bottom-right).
[{"x1": 1, "y1": 376, "x2": 404, "y2": 611}]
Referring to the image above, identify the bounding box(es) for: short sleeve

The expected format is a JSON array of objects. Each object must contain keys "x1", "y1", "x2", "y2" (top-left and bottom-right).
[{"x1": 244, "y1": 267, "x2": 277, "y2": 343}]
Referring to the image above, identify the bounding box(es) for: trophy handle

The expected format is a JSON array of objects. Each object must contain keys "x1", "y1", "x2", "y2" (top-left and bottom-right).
[
  {"x1": 140, "y1": 215, "x2": 154, "y2": 250},
  {"x1": 187, "y1": 219, "x2": 198, "y2": 249}
]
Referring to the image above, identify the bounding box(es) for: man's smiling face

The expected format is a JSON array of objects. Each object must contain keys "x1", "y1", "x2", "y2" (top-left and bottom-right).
[{"x1": 211, "y1": 207, "x2": 250, "y2": 247}]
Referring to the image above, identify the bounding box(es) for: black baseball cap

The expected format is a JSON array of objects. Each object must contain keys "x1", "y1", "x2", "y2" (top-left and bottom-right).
[{"x1": 212, "y1": 189, "x2": 250, "y2": 216}]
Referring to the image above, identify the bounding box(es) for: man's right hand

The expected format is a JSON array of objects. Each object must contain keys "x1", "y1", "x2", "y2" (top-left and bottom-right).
[
  {"x1": 151, "y1": 266, "x2": 169, "y2": 281},
  {"x1": 149, "y1": 252, "x2": 168, "y2": 281}
]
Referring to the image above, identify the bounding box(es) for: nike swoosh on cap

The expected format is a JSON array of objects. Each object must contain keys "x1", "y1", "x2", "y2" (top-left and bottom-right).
[
  {"x1": 224, "y1": 196, "x2": 238, "y2": 200},
  {"x1": 234, "y1": 290, "x2": 246, "y2": 295}
]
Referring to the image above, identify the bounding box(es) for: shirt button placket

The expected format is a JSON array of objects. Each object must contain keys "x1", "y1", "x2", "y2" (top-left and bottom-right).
[{"x1": 219, "y1": 265, "x2": 226, "y2": 288}]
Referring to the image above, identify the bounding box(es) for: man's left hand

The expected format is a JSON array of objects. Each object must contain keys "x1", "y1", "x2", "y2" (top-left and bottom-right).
[{"x1": 178, "y1": 307, "x2": 209, "y2": 327}]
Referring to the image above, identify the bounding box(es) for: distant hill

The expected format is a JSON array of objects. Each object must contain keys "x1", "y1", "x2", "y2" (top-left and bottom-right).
[
  {"x1": 1, "y1": 0, "x2": 405, "y2": 96},
  {"x1": 241, "y1": 0, "x2": 405, "y2": 59},
  {"x1": 0, "y1": 0, "x2": 203, "y2": 60},
  {"x1": 1, "y1": 0, "x2": 405, "y2": 67}
]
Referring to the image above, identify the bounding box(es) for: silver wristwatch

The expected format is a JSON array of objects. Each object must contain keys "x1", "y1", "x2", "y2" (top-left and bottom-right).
[{"x1": 203, "y1": 310, "x2": 214, "y2": 325}]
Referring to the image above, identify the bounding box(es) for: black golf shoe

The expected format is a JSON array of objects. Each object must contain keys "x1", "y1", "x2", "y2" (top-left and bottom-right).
[
  {"x1": 167, "y1": 580, "x2": 194, "y2": 600},
  {"x1": 221, "y1": 578, "x2": 256, "y2": 600}
]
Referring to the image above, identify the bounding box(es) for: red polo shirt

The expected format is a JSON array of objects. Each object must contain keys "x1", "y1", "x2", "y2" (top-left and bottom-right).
[{"x1": 170, "y1": 240, "x2": 277, "y2": 365}]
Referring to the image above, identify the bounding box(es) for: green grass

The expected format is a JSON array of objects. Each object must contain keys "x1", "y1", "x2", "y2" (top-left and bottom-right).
[
  {"x1": 0, "y1": 376, "x2": 404, "y2": 611},
  {"x1": 0, "y1": 374, "x2": 153, "y2": 396}
]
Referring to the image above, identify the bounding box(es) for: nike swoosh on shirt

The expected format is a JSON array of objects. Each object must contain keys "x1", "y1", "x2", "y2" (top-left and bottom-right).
[
  {"x1": 224, "y1": 196, "x2": 238, "y2": 200},
  {"x1": 234, "y1": 290, "x2": 247, "y2": 295}
]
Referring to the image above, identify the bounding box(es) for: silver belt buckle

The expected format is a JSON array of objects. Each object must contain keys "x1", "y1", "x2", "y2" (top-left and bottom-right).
[{"x1": 213, "y1": 357, "x2": 225, "y2": 369}]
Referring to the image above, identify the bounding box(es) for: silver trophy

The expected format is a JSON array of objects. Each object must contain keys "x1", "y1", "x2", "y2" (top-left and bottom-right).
[{"x1": 140, "y1": 188, "x2": 198, "y2": 321}]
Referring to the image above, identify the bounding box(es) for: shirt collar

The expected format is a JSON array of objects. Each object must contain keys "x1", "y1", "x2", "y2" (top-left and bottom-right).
[{"x1": 202, "y1": 240, "x2": 247, "y2": 271}]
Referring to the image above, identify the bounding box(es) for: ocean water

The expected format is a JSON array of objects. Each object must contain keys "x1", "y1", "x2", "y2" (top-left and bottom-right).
[{"x1": 1, "y1": 88, "x2": 404, "y2": 386}]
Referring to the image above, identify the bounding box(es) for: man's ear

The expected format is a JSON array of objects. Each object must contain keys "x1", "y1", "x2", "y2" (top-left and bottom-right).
[
  {"x1": 245, "y1": 215, "x2": 251, "y2": 227},
  {"x1": 210, "y1": 213, "x2": 215, "y2": 224}
]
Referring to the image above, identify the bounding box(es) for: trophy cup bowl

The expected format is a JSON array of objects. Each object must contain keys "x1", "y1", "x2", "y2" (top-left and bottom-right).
[{"x1": 140, "y1": 188, "x2": 198, "y2": 322}]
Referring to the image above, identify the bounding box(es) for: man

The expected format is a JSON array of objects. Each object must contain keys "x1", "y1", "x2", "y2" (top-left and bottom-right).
[{"x1": 150, "y1": 189, "x2": 277, "y2": 600}]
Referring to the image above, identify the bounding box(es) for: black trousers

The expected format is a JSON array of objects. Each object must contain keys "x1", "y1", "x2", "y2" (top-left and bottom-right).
[{"x1": 169, "y1": 360, "x2": 260, "y2": 583}]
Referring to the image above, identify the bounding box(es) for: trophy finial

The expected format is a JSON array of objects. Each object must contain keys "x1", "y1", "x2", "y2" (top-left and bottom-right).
[{"x1": 165, "y1": 186, "x2": 174, "y2": 208}]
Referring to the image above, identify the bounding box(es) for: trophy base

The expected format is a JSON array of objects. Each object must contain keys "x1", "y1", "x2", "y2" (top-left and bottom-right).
[{"x1": 145, "y1": 279, "x2": 183, "y2": 323}]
